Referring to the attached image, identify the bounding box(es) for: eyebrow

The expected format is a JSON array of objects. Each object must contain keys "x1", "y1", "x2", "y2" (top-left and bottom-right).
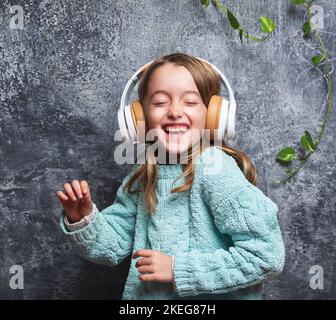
[{"x1": 149, "y1": 90, "x2": 200, "y2": 100}]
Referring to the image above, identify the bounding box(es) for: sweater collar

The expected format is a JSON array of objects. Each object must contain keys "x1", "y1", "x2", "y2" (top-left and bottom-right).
[{"x1": 157, "y1": 163, "x2": 184, "y2": 179}]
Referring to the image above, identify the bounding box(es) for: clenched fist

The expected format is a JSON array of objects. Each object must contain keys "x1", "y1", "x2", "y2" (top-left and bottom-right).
[
  {"x1": 56, "y1": 180, "x2": 93, "y2": 223},
  {"x1": 132, "y1": 249, "x2": 174, "y2": 283}
]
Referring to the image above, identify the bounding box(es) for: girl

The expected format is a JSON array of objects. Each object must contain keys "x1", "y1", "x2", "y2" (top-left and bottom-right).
[{"x1": 56, "y1": 52, "x2": 285, "y2": 300}]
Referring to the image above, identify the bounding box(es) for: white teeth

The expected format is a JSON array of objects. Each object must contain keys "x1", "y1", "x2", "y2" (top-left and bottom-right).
[{"x1": 164, "y1": 126, "x2": 189, "y2": 133}]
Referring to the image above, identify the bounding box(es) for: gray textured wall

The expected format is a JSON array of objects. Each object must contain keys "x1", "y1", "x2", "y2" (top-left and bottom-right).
[{"x1": 0, "y1": 0, "x2": 335, "y2": 299}]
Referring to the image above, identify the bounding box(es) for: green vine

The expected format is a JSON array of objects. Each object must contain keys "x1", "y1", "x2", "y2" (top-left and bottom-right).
[
  {"x1": 200, "y1": 0, "x2": 334, "y2": 185},
  {"x1": 201, "y1": 0, "x2": 276, "y2": 42}
]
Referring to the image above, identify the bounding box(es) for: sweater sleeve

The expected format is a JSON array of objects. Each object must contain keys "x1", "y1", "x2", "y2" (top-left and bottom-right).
[
  {"x1": 63, "y1": 203, "x2": 98, "y2": 231},
  {"x1": 173, "y1": 146, "x2": 285, "y2": 297},
  {"x1": 59, "y1": 167, "x2": 139, "y2": 267}
]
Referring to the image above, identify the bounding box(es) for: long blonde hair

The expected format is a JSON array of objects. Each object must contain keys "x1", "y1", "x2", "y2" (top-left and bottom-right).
[{"x1": 123, "y1": 52, "x2": 257, "y2": 215}]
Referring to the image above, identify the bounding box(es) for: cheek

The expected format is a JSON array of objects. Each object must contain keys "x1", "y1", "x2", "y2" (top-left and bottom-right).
[
  {"x1": 187, "y1": 107, "x2": 207, "y2": 129},
  {"x1": 145, "y1": 108, "x2": 163, "y2": 129}
]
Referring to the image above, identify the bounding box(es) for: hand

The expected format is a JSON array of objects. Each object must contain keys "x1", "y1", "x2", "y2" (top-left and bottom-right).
[
  {"x1": 55, "y1": 180, "x2": 93, "y2": 223},
  {"x1": 132, "y1": 249, "x2": 173, "y2": 283}
]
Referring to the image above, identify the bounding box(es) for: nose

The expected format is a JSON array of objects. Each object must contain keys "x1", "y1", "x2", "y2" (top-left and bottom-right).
[{"x1": 167, "y1": 102, "x2": 183, "y2": 118}]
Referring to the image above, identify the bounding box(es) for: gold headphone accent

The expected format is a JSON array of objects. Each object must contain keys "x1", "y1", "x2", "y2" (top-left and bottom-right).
[{"x1": 130, "y1": 100, "x2": 147, "y2": 143}]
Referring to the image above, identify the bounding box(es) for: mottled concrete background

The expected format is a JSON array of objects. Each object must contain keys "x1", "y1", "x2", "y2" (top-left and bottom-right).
[{"x1": 0, "y1": 0, "x2": 335, "y2": 299}]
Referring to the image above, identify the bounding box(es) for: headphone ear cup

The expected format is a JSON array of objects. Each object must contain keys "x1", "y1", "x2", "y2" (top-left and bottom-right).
[
  {"x1": 130, "y1": 100, "x2": 147, "y2": 143},
  {"x1": 205, "y1": 95, "x2": 223, "y2": 141}
]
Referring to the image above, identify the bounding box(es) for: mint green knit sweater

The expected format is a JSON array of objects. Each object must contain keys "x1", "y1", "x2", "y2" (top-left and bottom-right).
[{"x1": 60, "y1": 146, "x2": 285, "y2": 300}]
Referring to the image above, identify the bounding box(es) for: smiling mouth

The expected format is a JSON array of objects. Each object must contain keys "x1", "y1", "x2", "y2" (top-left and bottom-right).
[{"x1": 162, "y1": 125, "x2": 190, "y2": 142}]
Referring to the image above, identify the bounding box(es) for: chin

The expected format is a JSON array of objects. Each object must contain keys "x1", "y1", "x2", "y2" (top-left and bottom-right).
[
  {"x1": 166, "y1": 144, "x2": 189, "y2": 156},
  {"x1": 158, "y1": 133, "x2": 191, "y2": 163}
]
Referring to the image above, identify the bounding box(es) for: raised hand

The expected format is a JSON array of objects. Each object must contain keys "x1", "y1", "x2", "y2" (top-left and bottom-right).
[{"x1": 56, "y1": 180, "x2": 93, "y2": 223}]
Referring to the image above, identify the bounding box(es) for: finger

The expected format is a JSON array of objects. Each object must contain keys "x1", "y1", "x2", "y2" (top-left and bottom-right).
[
  {"x1": 80, "y1": 180, "x2": 93, "y2": 211},
  {"x1": 138, "y1": 265, "x2": 154, "y2": 274},
  {"x1": 80, "y1": 180, "x2": 91, "y2": 200},
  {"x1": 132, "y1": 249, "x2": 155, "y2": 259},
  {"x1": 71, "y1": 180, "x2": 83, "y2": 200},
  {"x1": 56, "y1": 191, "x2": 69, "y2": 202},
  {"x1": 138, "y1": 273, "x2": 158, "y2": 282},
  {"x1": 135, "y1": 257, "x2": 151, "y2": 268},
  {"x1": 64, "y1": 183, "x2": 77, "y2": 202}
]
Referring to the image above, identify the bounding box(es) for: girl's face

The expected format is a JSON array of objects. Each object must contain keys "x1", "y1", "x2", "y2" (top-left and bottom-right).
[{"x1": 143, "y1": 63, "x2": 207, "y2": 159}]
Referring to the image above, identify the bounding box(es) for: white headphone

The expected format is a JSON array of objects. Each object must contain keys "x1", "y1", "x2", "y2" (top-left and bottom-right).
[{"x1": 117, "y1": 56, "x2": 236, "y2": 144}]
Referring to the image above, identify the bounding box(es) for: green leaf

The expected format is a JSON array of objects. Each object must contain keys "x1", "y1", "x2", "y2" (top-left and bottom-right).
[
  {"x1": 200, "y1": 0, "x2": 210, "y2": 7},
  {"x1": 300, "y1": 131, "x2": 316, "y2": 152},
  {"x1": 303, "y1": 21, "x2": 311, "y2": 34},
  {"x1": 312, "y1": 55, "x2": 325, "y2": 66},
  {"x1": 291, "y1": 0, "x2": 306, "y2": 4},
  {"x1": 276, "y1": 147, "x2": 296, "y2": 162},
  {"x1": 260, "y1": 16, "x2": 276, "y2": 33},
  {"x1": 227, "y1": 9, "x2": 240, "y2": 30},
  {"x1": 239, "y1": 29, "x2": 244, "y2": 43}
]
